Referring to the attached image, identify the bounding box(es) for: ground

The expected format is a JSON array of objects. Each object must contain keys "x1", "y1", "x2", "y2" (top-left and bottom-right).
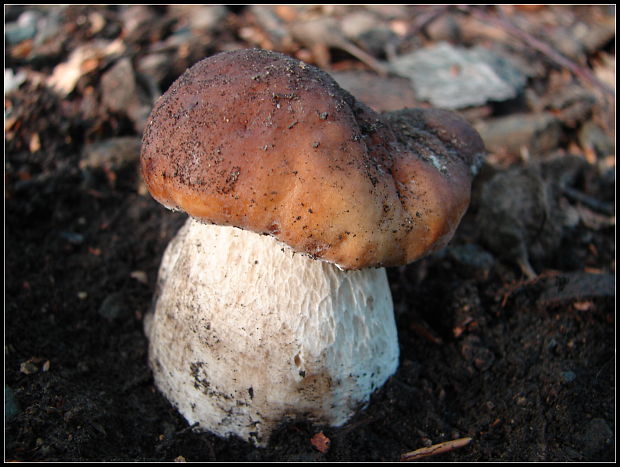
[{"x1": 5, "y1": 5, "x2": 615, "y2": 462}]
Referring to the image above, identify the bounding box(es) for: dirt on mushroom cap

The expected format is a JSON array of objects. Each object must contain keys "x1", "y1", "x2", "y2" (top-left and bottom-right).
[{"x1": 141, "y1": 48, "x2": 485, "y2": 269}]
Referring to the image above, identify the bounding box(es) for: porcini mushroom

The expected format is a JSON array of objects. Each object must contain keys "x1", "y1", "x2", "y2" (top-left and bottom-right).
[{"x1": 141, "y1": 48, "x2": 485, "y2": 446}]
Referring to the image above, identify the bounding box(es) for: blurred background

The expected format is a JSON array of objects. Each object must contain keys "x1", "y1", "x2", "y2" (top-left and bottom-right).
[{"x1": 5, "y1": 5, "x2": 615, "y2": 462}]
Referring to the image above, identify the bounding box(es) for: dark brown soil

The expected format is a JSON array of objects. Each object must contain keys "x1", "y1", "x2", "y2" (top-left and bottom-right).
[{"x1": 5, "y1": 5, "x2": 615, "y2": 462}]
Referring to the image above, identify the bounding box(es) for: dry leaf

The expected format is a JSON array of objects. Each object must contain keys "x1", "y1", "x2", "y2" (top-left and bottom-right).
[{"x1": 310, "y1": 431, "x2": 331, "y2": 453}]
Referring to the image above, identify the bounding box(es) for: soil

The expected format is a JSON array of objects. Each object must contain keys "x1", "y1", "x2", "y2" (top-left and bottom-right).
[{"x1": 5, "y1": 5, "x2": 615, "y2": 462}]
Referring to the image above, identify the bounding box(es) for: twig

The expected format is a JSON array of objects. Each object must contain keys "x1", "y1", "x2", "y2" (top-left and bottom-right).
[
  {"x1": 561, "y1": 186, "x2": 615, "y2": 216},
  {"x1": 407, "y1": 5, "x2": 452, "y2": 38},
  {"x1": 400, "y1": 437, "x2": 473, "y2": 461},
  {"x1": 501, "y1": 271, "x2": 615, "y2": 309},
  {"x1": 333, "y1": 415, "x2": 377, "y2": 437},
  {"x1": 387, "y1": 5, "x2": 451, "y2": 62},
  {"x1": 459, "y1": 6, "x2": 615, "y2": 99},
  {"x1": 289, "y1": 17, "x2": 390, "y2": 76},
  {"x1": 176, "y1": 422, "x2": 200, "y2": 435}
]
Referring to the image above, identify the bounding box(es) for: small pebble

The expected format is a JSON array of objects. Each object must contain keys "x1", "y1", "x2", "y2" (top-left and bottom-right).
[
  {"x1": 59, "y1": 231, "x2": 85, "y2": 245},
  {"x1": 582, "y1": 418, "x2": 613, "y2": 455},
  {"x1": 5, "y1": 11, "x2": 40, "y2": 44},
  {"x1": 98, "y1": 292, "x2": 128, "y2": 322},
  {"x1": 561, "y1": 370, "x2": 577, "y2": 383},
  {"x1": 5, "y1": 385, "x2": 21, "y2": 420},
  {"x1": 515, "y1": 395, "x2": 528, "y2": 406},
  {"x1": 20, "y1": 360, "x2": 38, "y2": 374},
  {"x1": 390, "y1": 42, "x2": 526, "y2": 109},
  {"x1": 4, "y1": 68, "x2": 28, "y2": 94},
  {"x1": 130, "y1": 270, "x2": 148, "y2": 285}
]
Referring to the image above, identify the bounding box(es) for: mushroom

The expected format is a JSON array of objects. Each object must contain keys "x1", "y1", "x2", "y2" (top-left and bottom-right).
[{"x1": 140, "y1": 48, "x2": 485, "y2": 447}]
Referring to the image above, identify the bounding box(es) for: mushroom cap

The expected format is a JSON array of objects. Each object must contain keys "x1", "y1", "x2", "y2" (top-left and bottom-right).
[{"x1": 141, "y1": 48, "x2": 485, "y2": 269}]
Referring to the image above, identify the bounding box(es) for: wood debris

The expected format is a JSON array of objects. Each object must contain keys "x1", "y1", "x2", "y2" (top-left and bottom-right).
[{"x1": 400, "y1": 437, "x2": 473, "y2": 461}]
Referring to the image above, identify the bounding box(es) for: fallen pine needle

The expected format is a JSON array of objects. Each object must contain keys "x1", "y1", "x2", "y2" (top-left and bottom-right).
[{"x1": 400, "y1": 437, "x2": 472, "y2": 461}]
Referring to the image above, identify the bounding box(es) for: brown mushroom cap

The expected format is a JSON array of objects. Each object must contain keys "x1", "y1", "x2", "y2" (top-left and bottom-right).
[{"x1": 141, "y1": 48, "x2": 485, "y2": 270}]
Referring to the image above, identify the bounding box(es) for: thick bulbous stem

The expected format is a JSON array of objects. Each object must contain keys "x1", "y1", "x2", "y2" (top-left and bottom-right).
[{"x1": 145, "y1": 218, "x2": 399, "y2": 446}]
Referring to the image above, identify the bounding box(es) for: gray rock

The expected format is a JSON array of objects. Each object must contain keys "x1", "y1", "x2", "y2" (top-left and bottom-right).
[
  {"x1": 582, "y1": 418, "x2": 613, "y2": 457},
  {"x1": 475, "y1": 164, "x2": 564, "y2": 278},
  {"x1": 448, "y1": 244, "x2": 495, "y2": 280},
  {"x1": 4, "y1": 68, "x2": 28, "y2": 95},
  {"x1": 100, "y1": 58, "x2": 152, "y2": 133},
  {"x1": 340, "y1": 10, "x2": 398, "y2": 57},
  {"x1": 98, "y1": 292, "x2": 129, "y2": 322},
  {"x1": 560, "y1": 370, "x2": 576, "y2": 383},
  {"x1": 5, "y1": 11, "x2": 40, "y2": 44},
  {"x1": 5, "y1": 385, "x2": 20, "y2": 420},
  {"x1": 578, "y1": 121, "x2": 615, "y2": 159},
  {"x1": 475, "y1": 112, "x2": 562, "y2": 156},
  {"x1": 80, "y1": 136, "x2": 142, "y2": 172},
  {"x1": 390, "y1": 42, "x2": 526, "y2": 109},
  {"x1": 168, "y1": 5, "x2": 229, "y2": 33}
]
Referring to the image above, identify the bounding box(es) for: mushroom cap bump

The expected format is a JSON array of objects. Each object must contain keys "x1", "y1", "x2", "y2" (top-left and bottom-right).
[{"x1": 141, "y1": 48, "x2": 485, "y2": 270}]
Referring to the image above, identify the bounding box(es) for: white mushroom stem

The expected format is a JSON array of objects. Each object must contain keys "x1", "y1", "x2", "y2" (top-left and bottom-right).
[{"x1": 144, "y1": 218, "x2": 399, "y2": 447}]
